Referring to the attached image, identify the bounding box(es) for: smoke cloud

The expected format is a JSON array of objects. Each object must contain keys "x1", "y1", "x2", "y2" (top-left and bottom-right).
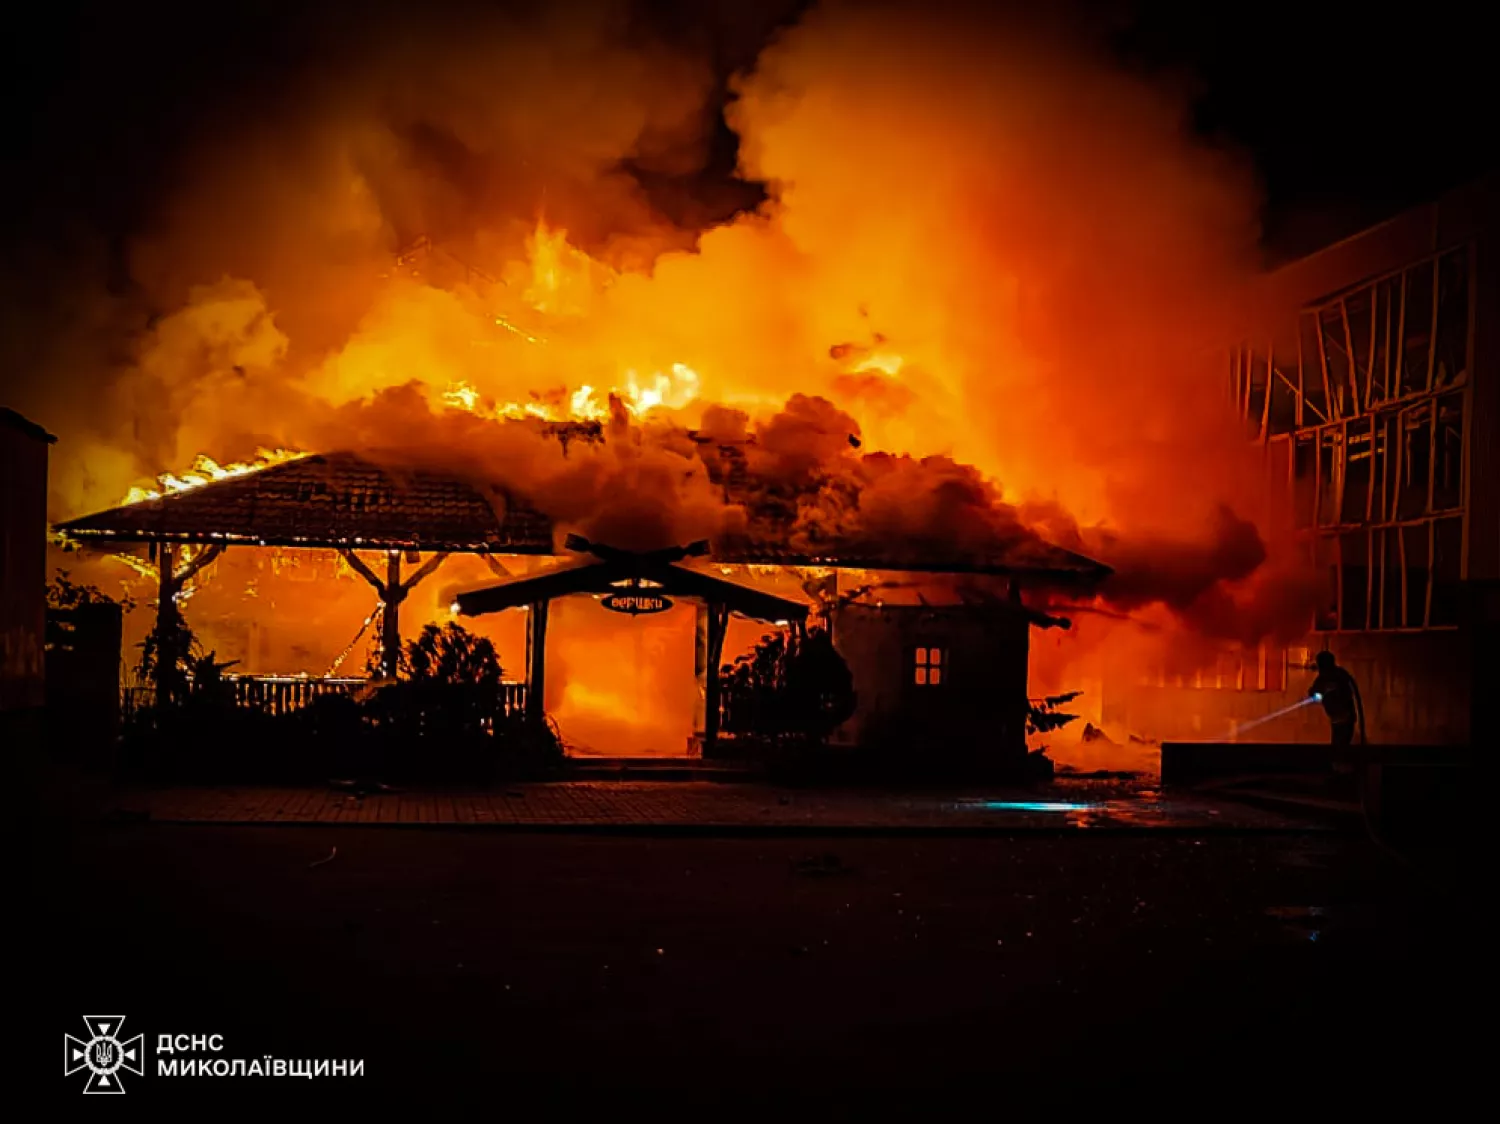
[{"x1": 5, "y1": 0, "x2": 1319, "y2": 751}]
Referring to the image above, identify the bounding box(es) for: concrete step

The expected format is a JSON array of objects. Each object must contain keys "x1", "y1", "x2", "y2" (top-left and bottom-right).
[{"x1": 565, "y1": 757, "x2": 759, "y2": 782}]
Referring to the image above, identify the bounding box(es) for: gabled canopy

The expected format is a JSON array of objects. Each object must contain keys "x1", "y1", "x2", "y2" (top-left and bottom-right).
[
  {"x1": 55, "y1": 451, "x2": 554, "y2": 555},
  {"x1": 455, "y1": 560, "x2": 810, "y2": 624}
]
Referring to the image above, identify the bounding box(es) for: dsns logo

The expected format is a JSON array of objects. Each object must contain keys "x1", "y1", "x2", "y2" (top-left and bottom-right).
[{"x1": 64, "y1": 1016, "x2": 144, "y2": 1093}]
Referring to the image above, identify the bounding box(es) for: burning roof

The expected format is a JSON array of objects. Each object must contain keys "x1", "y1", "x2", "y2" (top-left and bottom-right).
[
  {"x1": 54, "y1": 446, "x2": 1112, "y2": 584},
  {"x1": 55, "y1": 451, "x2": 555, "y2": 555}
]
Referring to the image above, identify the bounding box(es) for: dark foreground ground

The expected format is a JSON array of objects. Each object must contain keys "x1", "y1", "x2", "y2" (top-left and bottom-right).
[{"x1": 24, "y1": 784, "x2": 1481, "y2": 1108}]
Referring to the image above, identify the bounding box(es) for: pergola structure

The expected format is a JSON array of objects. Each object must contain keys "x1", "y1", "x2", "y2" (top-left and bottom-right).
[
  {"x1": 55, "y1": 451, "x2": 555, "y2": 698},
  {"x1": 453, "y1": 534, "x2": 812, "y2": 746}
]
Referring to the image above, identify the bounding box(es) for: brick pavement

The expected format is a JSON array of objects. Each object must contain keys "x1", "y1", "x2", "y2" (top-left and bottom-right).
[{"x1": 106, "y1": 779, "x2": 1327, "y2": 833}]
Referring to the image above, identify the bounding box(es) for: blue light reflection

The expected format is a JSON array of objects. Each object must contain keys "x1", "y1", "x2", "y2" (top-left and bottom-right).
[{"x1": 972, "y1": 801, "x2": 1096, "y2": 813}]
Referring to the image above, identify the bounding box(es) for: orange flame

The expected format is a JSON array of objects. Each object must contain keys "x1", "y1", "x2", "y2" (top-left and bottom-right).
[{"x1": 121, "y1": 448, "x2": 308, "y2": 506}]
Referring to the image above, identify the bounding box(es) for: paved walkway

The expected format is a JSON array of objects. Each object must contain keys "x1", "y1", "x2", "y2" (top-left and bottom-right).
[{"x1": 106, "y1": 778, "x2": 1328, "y2": 833}]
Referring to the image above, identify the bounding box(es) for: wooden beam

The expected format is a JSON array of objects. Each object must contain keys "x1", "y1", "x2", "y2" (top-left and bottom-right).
[
  {"x1": 338, "y1": 549, "x2": 387, "y2": 595},
  {"x1": 173, "y1": 543, "x2": 225, "y2": 586},
  {"x1": 400, "y1": 552, "x2": 447, "y2": 593}
]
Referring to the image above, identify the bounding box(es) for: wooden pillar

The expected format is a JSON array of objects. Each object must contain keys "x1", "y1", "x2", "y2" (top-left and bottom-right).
[
  {"x1": 693, "y1": 602, "x2": 710, "y2": 736},
  {"x1": 380, "y1": 551, "x2": 403, "y2": 679},
  {"x1": 154, "y1": 542, "x2": 179, "y2": 704},
  {"x1": 149, "y1": 541, "x2": 226, "y2": 702},
  {"x1": 525, "y1": 600, "x2": 549, "y2": 722},
  {"x1": 703, "y1": 602, "x2": 729, "y2": 754}
]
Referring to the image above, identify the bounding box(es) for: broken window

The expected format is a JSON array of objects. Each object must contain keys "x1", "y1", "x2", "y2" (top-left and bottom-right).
[
  {"x1": 1398, "y1": 259, "x2": 1435, "y2": 398},
  {"x1": 1433, "y1": 392, "x2": 1465, "y2": 512},
  {"x1": 913, "y1": 646, "x2": 945, "y2": 686},
  {"x1": 1299, "y1": 312, "x2": 1331, "y2": 421}
]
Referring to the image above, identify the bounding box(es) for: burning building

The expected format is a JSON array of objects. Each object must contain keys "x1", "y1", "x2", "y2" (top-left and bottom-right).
[
  {"x1": 1099, "y1": 175, "x2": 1498, "y2": 746},
  {"x1": 54, "y1": 435, "x2": 1111, "y2": 764},
  {"x1": 26, "y1": 0, "x2": 1467, "y2": 767}
]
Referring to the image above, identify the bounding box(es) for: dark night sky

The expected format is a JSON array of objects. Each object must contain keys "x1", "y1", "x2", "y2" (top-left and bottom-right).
[{"x1": 1, "y1": 0, "x2": 1494, "y2": 267}]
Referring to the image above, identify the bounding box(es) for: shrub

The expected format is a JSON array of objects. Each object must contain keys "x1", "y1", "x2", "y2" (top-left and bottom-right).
[{"x1": 719, "y1": 626, "x2": 856, "y2": 748}]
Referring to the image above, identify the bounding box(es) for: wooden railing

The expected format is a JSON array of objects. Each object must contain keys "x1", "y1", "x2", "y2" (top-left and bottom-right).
[
  {"x1": 495, "y1": 681, "x2": 529, "y2": 719},
  {"x1": 227, "y1": 676, "x2": 366, "y2": 716},
  {"x1": 124, "y1": 676, "x2": 530, "y2": 719}
]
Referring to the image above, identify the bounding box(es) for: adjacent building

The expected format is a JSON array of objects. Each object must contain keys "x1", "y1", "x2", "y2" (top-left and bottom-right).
[
  {"x1": 1104, "y1": 175, "x2": 1498, "y2": 745},
  {"x1": 1, "y1": 407, "x2": 56, "y2": 747}
]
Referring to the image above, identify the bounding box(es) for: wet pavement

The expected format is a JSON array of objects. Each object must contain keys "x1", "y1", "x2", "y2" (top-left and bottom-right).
[
  {"x1": 26, "y1": 755, "x2": 1477, "y2": 1104},
  {"x1": 27, "y1": 820, "x2": 1477, "y2": 1104},
  {"x1": 101, "y1": 777, "x2": 1326, "y2": 832}
]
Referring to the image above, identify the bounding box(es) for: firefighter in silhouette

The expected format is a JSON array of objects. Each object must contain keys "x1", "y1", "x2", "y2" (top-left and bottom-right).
[{"x1": 1308, "y1": 650, "x2": 1365, "y2": 747}]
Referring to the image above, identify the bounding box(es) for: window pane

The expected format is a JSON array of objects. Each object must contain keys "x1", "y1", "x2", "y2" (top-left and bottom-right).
[
  {"x1": 915, "y1": 647, "x2": 927, "y2": 665},
  {"x1": 916, "y1": 668, "x2": 927, "y2": 685},
  {"x1": 930, "y1": 668, "x2": 942, "y2": 686},
  {"x1": 930, "y1": 649, "x2": 942, "y2": 666}
]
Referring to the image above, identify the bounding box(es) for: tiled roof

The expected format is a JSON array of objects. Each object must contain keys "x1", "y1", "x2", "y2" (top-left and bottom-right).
[
  {"x1": 55, "y1": 451, "x2": 556, "y2": 554},
  {"x1": 56, "y1": 444, "x2": 1111, "y2": 583}
]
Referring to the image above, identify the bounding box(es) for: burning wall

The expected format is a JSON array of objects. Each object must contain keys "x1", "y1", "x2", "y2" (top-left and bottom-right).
[{"x1": 7, "y1": 0, "x2": 1323, "y2": 759}]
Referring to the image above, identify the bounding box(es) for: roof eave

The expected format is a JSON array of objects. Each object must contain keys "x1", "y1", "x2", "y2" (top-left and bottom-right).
[{"x1": 52, "y1": 525, "x2": 556, "y2": 556}]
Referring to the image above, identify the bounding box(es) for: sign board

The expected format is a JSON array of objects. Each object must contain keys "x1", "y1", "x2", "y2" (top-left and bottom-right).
[{"x1": 601, "y1": 592, "x2": 673, "y2": 616}]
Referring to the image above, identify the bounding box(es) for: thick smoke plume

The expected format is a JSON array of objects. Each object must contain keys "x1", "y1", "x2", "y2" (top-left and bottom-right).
[{"x1": 5, "y1": 0, "x2": 1318, "y2": 751}]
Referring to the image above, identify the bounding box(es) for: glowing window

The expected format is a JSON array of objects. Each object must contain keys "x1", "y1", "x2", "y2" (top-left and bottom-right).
[{"x1": 914, "y1": 646, "x2": 945, "y2": 686}]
